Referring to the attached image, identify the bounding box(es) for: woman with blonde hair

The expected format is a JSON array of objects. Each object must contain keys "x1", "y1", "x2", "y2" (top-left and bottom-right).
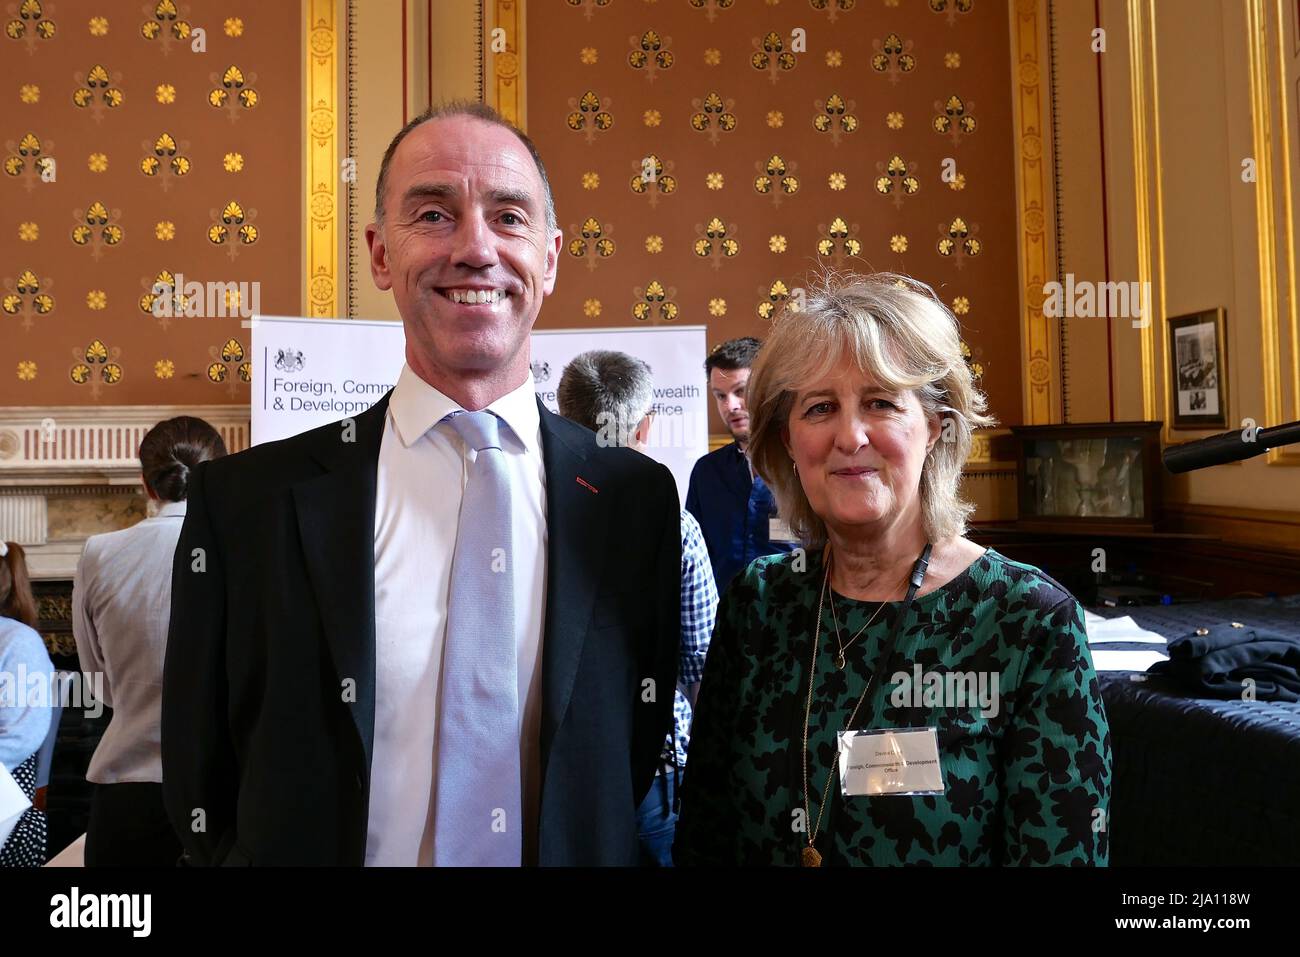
[{"x1": 675, "y1": 272, "x2": 1110, "y2": 866}]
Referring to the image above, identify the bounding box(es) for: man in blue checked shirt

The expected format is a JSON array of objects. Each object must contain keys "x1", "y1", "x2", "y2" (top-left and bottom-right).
[{"x1": 557, "y1": 350, "x2": 719, "y2": 866}]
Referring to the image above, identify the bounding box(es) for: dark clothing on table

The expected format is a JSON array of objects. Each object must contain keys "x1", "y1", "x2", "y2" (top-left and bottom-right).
[
  {"x1": 685, "y1": 441, "x2": 796, "y2": 594},
  {"x1": 86, "y1": 782, "x2": 182, "y2": 867},
  {"x1": 1148, "y1": 623, "x2": 1300, "y2": 701}
]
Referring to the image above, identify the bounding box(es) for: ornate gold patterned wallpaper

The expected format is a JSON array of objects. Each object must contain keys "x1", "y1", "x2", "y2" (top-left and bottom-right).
[
  {"x1": 524, "y1": 0, "x2": 1024, "y2": 426},
  {"x1": 1, "y1": 1, "x2": 303, "y2": 405}
]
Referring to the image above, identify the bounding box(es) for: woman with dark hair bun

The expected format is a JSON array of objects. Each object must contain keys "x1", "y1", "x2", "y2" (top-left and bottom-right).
[{"x1": 72, "y1": 416, "x2": 227, "y2": 866}]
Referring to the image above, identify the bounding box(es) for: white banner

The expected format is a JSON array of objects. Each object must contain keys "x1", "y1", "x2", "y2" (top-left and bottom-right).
[{"x1": 250, "y1": 316, "x2": 708, "y2": 500}]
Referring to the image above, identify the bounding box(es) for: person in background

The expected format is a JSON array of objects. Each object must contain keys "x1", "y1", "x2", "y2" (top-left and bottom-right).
[
  {"x1": 73, "y1": 416, "x2": 227, "y2": 867},
  {"x1": 0, "y1": 540, "x2": 54, "y2": 867},
  {"x1": 686, "y1": 336, "x2": 797, "y2": 595},
  {"x1": 557, "y1": 350, "x2": 718, "y2": 866}
]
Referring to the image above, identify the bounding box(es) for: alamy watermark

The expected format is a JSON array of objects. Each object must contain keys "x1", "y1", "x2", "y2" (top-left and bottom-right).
[
  {"x1": 889, "y1": 664, "x2": 1000, "y2": 719},
  {"x1": 1042, "y1": 273, "x2": 1151, "y2": 328},
  {"x1": 150, "y1": 272, "x2": 261, "y2": 320},
  {"x1": 0, "y1": 666, "x2": 104, "y2": 719},
  {"x1": 593, "y1": 409, "x2": 710, "y2": 450}
]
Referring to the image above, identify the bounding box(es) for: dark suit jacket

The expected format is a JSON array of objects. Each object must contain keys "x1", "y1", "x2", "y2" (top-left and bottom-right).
[
  {"x1": 161, "y1": 393, "x2": 680, "y2": 866},
  {"x1": 684, "y1": 441, "x2": 795, "y2": 594}
]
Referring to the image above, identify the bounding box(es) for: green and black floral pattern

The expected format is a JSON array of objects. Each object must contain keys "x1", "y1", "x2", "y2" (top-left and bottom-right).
[{"x1": 675, "y1": 547, "x2": 1112, "y2": 866}]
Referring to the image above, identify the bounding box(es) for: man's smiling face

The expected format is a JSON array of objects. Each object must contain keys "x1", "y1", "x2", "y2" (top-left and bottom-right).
[{"x1": 366, "y1": 115, "x2": 562, "y2": 389}]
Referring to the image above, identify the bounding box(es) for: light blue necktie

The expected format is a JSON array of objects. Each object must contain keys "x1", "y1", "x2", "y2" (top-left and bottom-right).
[{"x1": 433, "y1": 410, "x2": 520, "y2": 867}]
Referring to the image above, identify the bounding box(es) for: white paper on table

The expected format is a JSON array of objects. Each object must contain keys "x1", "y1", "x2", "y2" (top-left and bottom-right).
[
  {"x1": 1085, "y1": 615, "x2": 1170, "y2": 645},
  {"x1": 1090, "y1": 649, "x2": 1169, "y2": 672},
  {"x1": 0, "y1": 762, "x2": 32, "y2": 851}
]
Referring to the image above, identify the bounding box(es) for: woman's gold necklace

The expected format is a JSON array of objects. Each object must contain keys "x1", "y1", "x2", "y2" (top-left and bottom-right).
[
  {"x1": 826, "y1": 555, "x2": 887, "y2": 669},
  {"x1": 801, "y1": 550, "x2": 900, "y2": 867}
]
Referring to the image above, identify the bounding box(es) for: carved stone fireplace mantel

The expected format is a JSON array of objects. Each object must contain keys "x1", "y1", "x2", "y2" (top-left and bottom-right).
[{"x1": 0, "y1": 406, "x2": 250, "y2": 580}]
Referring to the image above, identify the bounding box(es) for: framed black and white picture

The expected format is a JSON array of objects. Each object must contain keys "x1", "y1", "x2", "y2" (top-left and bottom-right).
[{"x1": 1168, "y1": 308, "x2": 1228, "y2": 430}]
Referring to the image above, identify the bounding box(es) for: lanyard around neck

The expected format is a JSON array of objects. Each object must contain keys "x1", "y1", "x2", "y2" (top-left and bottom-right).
[{"x1": 831, "y1": 541, "x2": 933, "y2": 731}]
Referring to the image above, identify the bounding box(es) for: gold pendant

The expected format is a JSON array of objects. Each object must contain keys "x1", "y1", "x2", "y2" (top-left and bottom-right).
[{"x1": 802, "y1": 845, "x2": 822, "y2": 867}]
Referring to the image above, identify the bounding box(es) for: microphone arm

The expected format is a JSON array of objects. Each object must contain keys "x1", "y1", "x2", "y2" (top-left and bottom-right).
[{"x1": 1162, "y1": 420, "x2": 1300, "y2": 473}]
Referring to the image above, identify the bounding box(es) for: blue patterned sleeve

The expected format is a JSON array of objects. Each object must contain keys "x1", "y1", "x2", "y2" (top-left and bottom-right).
[
  {"x1": 679, "y1": 510, "x2": 718, "y2": 686},
  {"x1": 0, "y1": 620, "x2": 55, "y2": 770}
]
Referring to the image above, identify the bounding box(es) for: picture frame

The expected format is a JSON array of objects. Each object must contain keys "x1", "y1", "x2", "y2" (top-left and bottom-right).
[
  {"x1": 1010, "y1": 422, "x2": 1163, "y2": 534},
  {"x1": 1168, "y1": 308, "x2": 1229, "y2": 431}
]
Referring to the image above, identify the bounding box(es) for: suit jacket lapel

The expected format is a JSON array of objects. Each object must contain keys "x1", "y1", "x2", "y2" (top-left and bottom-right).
[
  {"x1": 536, "y1": 400, "x2": 611, "y2": 763},
  {"x1": 292, "y1": 396, "x2": 389, "y2": 781}
]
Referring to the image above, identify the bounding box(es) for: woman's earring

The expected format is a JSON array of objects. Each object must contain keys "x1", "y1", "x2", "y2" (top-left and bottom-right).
[{"x1": 791, "y1": 460, "x2": 798, "y2": 474}]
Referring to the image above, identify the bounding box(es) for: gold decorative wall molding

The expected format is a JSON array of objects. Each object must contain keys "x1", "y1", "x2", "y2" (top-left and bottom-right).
[
  {"x1": 1127, "y1": 0, "x2": 1166, "y2": 430},
  {"x1": 1009, "y1": 0, "x2": 1058, "y2": 424},
  {"x1": 1248, "y1": 0, "x2": 1300, "y2": 464},
  {"x1": 305, "y1": 0, "x2": 341, "y2": 318},
  {"x1": 486, "y1": 0, "x2": 526, "y2": 128},
  {"x1": 1272, "y1": 0, "x2": 1300, "y2": 463}
]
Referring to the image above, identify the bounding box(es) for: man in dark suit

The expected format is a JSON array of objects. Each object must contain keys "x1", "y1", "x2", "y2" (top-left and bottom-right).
[
  {"x1": 161, "y1": 102, "x2": 680, "y2": 866},
  {"x1": 686, "y1": 337, "x2": 797, "y2": 595}
]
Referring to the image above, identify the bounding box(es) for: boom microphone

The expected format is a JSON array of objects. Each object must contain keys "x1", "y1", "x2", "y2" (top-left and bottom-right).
[{"x1": 1162, "y1": 420, "x2": 1300, "y2": 473}]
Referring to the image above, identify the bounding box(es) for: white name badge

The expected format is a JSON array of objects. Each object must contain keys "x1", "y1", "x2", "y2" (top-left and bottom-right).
[
  {"x1": 838, "y1": 727, "x2": 945, "y2": 797},
  {"x1": 768, "y1": 518, "x2": 798, "y2": 543}
]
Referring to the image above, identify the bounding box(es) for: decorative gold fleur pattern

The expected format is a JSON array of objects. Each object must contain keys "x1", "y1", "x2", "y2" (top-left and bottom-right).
[
  {"x1": 751, "y1": 32, "x2": 796, "y2": 83},
  {"x1": 632, "y1": 280, "x2": 679, "y2": 323},
  {"x1": 568, "y1": 216, "x2": 616, "y2": 271},
  {"x1": 693, "y1": 216, "x2": 740, "y2": 269},
  {"x1": 814, "y1": 93, "x2": 858, "y2": 145},
  {"x1": 1, "y1": 4, "x2": 290, "y2": 404},
  {"x1": 3, "y1": 268, "x2": 54, "y2": 330},
  {"x1": 629, "y1": 30, "x2": 673, "y2": 80},
  {"x1": 72, "y1": 64, "x2": 124, "y2": 119},
  {"x1": 0, "y1": 4, "x2": 1013, "y2": 411},
  {"x1": 209, "y1": 65, "x2": 259, "y2": 121},
  {"x1": 6, "y1": 0, "x2": 57, "y2": 50},
  {"x1": 208, "y1": 200, "x2": 259, "y2": 258},
  {"x1": 870, "y1": 33, "x2": 916, "y2": 84},
  {"x1": 70, "y1": 201, "x2": 123, "y2": 258},
  {"x1": 520, "y1": 0, "x2": 1020, "y2": 420},
  {"x1": 69, "y1": 339, "x2": 122, "y2": 396},
  {"x1": 207, "y1": 337, "x2": 252, "y2": 389},
  {"x1": 629, "y1": 154, "x2": 676, "y2": 206},
  {"x1": 757, "y1": 279, "x2": 791, "y2": 320},
  {"x1": 566, "y1": 90, "x2": 614, "y2": 144},
  {"x1": 689, "y1": 91, "x2": 737, "y2": 144}
]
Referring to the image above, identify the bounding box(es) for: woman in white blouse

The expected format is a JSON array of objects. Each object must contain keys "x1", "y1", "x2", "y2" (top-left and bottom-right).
[{"x1": 73, "y1": 416, "x2": 226, "y2": 866}]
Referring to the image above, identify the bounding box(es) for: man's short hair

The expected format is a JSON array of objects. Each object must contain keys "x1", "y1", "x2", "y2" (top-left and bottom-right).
[
  {"x1": 557, "y1": 350, "x2": 654, "y2": 447},
  {"x1": 373, "y1": 100, "x2": 558, "y2": 232},
  {"x1": 704, "y1": 336, "x2": 762, "y2": 378}
]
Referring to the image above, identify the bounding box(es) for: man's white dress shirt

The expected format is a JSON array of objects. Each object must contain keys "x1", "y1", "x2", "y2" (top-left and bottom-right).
[{"x1": 365, "y1": 363, "x2": 548, "y2": 866}]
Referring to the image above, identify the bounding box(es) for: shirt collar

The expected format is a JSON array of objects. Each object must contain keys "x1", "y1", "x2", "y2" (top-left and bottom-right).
[
  {"x1": 389, "y1": 361, "x2": 541, "y2": 455},
  {"x1": 157, "y1": 500, "x2": 187, "y2": 518}
]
